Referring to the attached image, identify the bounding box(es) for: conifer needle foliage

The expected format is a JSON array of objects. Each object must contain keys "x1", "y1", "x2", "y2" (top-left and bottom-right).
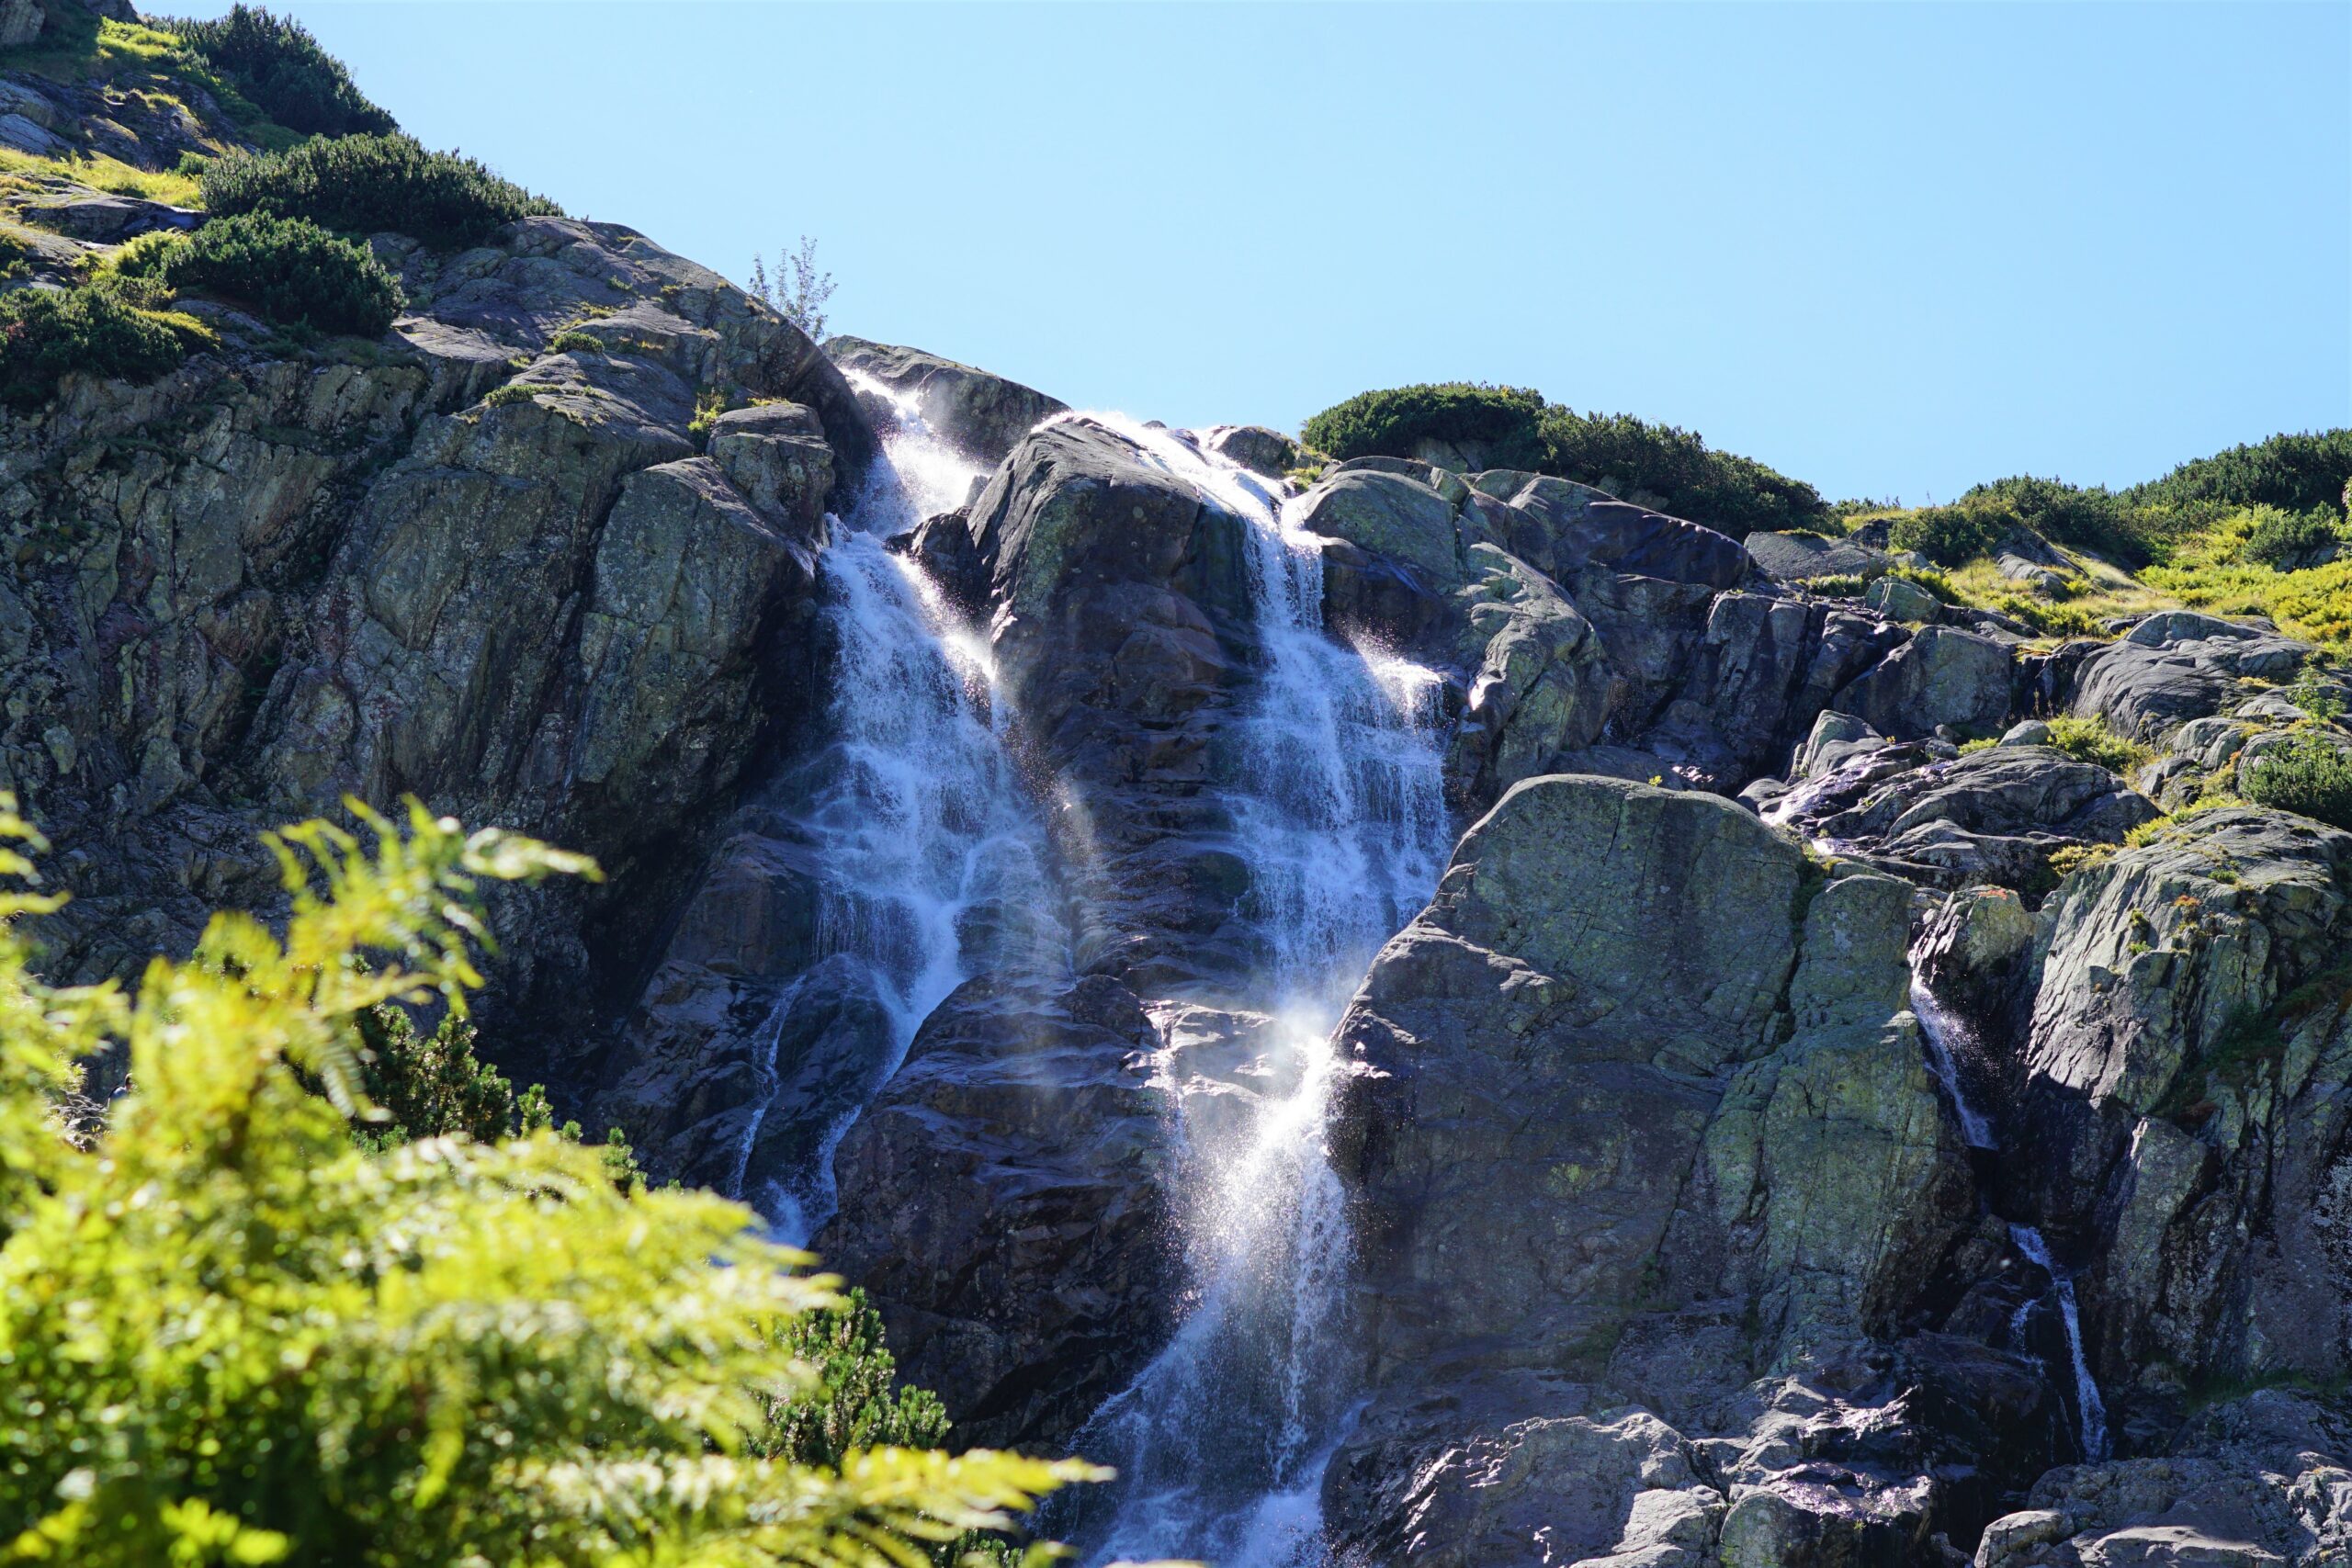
[{"x1": 0, "y1": 795, "x2": 1101, "y2": 1566}]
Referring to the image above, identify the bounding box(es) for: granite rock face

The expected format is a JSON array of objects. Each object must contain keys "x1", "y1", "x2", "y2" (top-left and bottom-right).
[
  {"x1": 0, "y1": 209, "x2": 872, "y2": 1095},
  {"x1": 825, "y1": 334, "x2": 1067, "y2": 468},
  {"x1": 814, "y1": 973, "x2": 1176, "y2": 1451},
  {"x1": 1323, "y1": 776, "x2": 1996, "y2": 1565}
]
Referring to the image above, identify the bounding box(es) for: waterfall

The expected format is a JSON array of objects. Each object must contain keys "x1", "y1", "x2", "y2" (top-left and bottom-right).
[
  {"x1": 1908, "y1": 944, "x2": 2109, "y2": 1462},
  {"x1": 1066, "y1": 418, "x2": 1451, "y2": 1568},
  {"x1": 730, "y1": 376, "x2": 1056, "y2": 1241},
  {"x1": 2008, "y1": 1224, "x2": 2111, "y2": 1463}
]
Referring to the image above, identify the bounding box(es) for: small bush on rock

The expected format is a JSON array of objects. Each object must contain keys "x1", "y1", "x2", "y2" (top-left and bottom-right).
[
  {"x1": 161, "y1": 4, "x2": 397, "y2": 137},
  {"x1": 2045, "y1": 716, "x2": 2154, "y2": 776},
  {"x1": 1536, "y1": 407, "x2": 1830, "y2": 537},
  {"x1": 1888, "y1": 494, "x2": 2015, "y2": 567},
  {"x1": 2242, "y1": 505, "x2": 2345, "y2": 570},
  {"x1": 0, "y1": 274, "x2": 209, "y2": 406},
  {"x1": 2247, "y1": 735, "x2": 2352, "y2": 831},
  {"x1": 116, "y1": 210, "x2": 404, "y2": 335},
  {"x1": 200, "y1": 132, "x2": 562, "y2": 250},
  {"x1": 1302, "y1": 382, "x2": 1547, "y2": 470}
]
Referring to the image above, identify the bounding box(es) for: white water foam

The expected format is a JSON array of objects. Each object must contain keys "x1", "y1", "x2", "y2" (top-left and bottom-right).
[
  {"x1": 1908, "y1": 945, "x2": 2109, "y2": 1462},
  {"x1": 731, "y1": 376, "x2": 1056, "y2": 1240},
  {"x1": 2008, "y1": 1222, "x2": 2112, "y2": 1462},
  {"x1": 1062, "y1": 417, "x2": 1450, "y2": 1568}
]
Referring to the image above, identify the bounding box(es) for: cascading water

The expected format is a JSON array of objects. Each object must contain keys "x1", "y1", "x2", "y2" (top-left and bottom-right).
[
  {"x1": 731, "y1": 376, "x2": 1056, "y2": 1240},
  {"x1": 1908, "y1": 947, "x2": 2109, "y2": 1461},
  {"x1": 2008, "y1": 1224, "x2": 2110, "y2": 1461},
  {"x1": 1064, "y1": 417, "x2": 1451, "y2": 1568}
]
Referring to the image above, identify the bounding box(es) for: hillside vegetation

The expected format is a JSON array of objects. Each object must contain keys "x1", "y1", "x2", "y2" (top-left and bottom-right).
[
  {"x1": 1306, "y1": 384, "x2": 2350, "y2": 649},
  {"x1": 1302, "y1": 380, "x2": 1832, "y2": 537}
]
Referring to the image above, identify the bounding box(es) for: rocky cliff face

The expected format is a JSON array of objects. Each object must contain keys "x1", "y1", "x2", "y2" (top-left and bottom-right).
[
  {"x1": 11, "y1": 70, "x2": 2350, "y2": 1558},
  {"x1": 2, "y1": 183, "x2": 877, "y2": 1092}
]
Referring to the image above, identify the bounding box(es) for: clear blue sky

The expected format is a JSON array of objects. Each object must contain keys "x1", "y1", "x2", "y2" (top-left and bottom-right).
[{"x1": 181, "y1": 3, "x2": 2349, "y2": 503}]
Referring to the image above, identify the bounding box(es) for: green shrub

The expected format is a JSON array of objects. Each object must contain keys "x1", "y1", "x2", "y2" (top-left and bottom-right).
[
  {"x1": 2044, "y1": 716, "x2": 2155, "y2": 775},
  {"x1": 1536, "y1": 407, "x2": 1830, "y2": 537},
  {"x1": 2242, "y1": 505, "x2": 2345, "y2": 570},
  {"x1": 482, "y1": 380, "x2": 540, "y2": 408},
  {"x1": 2285, "y1": 664, "x2": 2346, "y2": 723},
  {"x1": 0, "y1": 796, "x2": 1093, "y2": 1563},
  {"x1": 1793, "y1": 573, "x2": 1866, "y2": 598},
  {"x1": 117, "y1": 210, "x2": 403, "y2": 335},
  {"x1": 201, "y1": 132, "x2": 562, "y2": 250},
  {"x1": 2127, "y1": 428, "x2": 2352, "y2": 518},
  {"x1": 1888, "y1": 494, "x2": 2017, "y2": 567},
  {"x1": 2246, "y1": 734, "x2": 2352, "y2": 830},
  {"x1": 1959, "y1": 475, "x2": 2169, "y2": 567},
  {"x1": 0, "y1": 275, "x2": 204, "y2": 406},
  {"x1": 1300, "y1": 382, "x2": 1547, "y2": 470},
  {"x1": 1886, "y1": 564, "x2": 1961, "y2": 603},
  {"x1": 755, "y1": 1288, "x2": 952, "y2": 1468},
  {"x1": 546, "y1": 327, "x2": 603, "y2": 355},
  {"x1": 160, "y1": 4, "x2": 396, "y2": 137}
]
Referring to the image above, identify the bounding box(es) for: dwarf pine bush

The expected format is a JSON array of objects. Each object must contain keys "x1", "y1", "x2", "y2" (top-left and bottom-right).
[
  {"x1": 2247, "y1": 736, "x2": 2352, "y2": 832},
  {"x1": 115, "y1": 211, "x2": 405, "y2": 335},
  {"x1": 200, "y1": 133, "x2": 561, "y2": 250},
  {"x1": 0, "y1": 273, "x2": 209, "y2": 406},
  {"x1": 0, "y1": 795, "x2": 1095, "y2": 1565},
  {"x1": 162, "y1": 4, "x2": 398, "y2": 138}
]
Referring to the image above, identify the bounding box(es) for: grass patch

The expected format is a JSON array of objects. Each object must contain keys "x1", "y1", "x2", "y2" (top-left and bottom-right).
[
  {"x1": 2044, "y1": 716, "x2": 2155, "y2": 775},
  {"x1": 0, "y1": 144, "x2": 203, "y2": 207}
]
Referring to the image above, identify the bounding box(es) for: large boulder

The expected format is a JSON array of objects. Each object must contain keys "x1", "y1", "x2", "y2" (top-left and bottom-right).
[
  {"x1": 1296, "y1": 467, "x2": 1473, "y2": 595},
  {"x1": 815, "y1": 974, "x2": 1176, "y2": 1450},
  {"x1": 949, "y1": 417, "x2": 1263, "y2": 991},
  {"x1": 1746, "y1": 529, "x2": 1889, "y2": 584},
  {"x1": 825, "y1": 335, "x2": 1067, "y2": 468},
  {"x1": 1323, "y1": 775, "x2": 2001, "y2": 1565},
  {"x1": 1834, "y1": 626, "x2": 2015, "y2": 740},
  {"x1": 2069, "y1": 617, "x2": 2313, "y2": 743},
  {"x1": 1474, "y1": 471, "x2": 1749, "y2": 591},
  {"x1": 1443, "y1": 547, "x2": 1616, "y2": 801}
]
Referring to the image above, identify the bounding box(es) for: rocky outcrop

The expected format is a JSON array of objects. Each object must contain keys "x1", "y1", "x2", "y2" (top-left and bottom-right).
[
  {"x1": 826, "y1": 335, "x2": 1066, "y2": 468},
  {"x1": 1325, "y1": 775, "x2": 2002, "y2": 1563},
  {"x1": 2069, "y1": 615, "x2": 2312, "y2": 743},
  {"x1": 1, "y1": 209, "x2": 874, "y2": 1099},
  {"x1": 2008, "y1": 809, "x2": 2352, "y2": 1438},
  {"x1": 1834, "y1": 626, "x2": 2015, "y2": 739},
  {"x1": 956, "y1": 417, "x2": 1260, "y2": 992},
  {"x1": 1978, "y1": 1389, "x2": 2352, "y2": 1567},
  {"x1": 815, "y1": 973, "x2": 1175, "y2": 1450},
  {"x1": 1810, "y1": 745, "x2": 2160, "y2": 887}
]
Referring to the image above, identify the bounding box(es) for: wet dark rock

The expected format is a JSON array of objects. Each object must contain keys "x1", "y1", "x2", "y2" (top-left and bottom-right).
[
  {"x1": 1201, "y1": 423, "x2": 1295, "y2": 478},
  {"x1": 816, "y1": 973, "x2": 1176, "y2": 1451},
  {"x1": 825, "y1": 335, "x2": 1067, "y2": 468}
]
